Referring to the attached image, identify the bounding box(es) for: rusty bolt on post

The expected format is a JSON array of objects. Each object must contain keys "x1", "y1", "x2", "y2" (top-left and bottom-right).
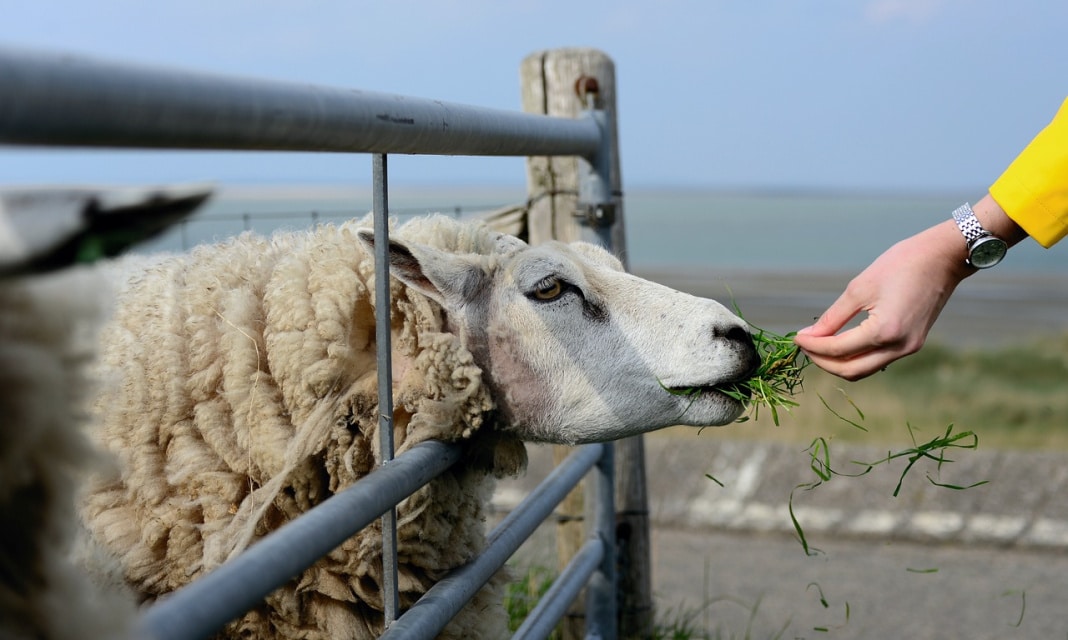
[{"x1": 574, "y1": 75, "x2": 600, "y2": 110}]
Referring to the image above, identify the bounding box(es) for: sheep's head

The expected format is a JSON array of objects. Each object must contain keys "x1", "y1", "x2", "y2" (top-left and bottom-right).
[{"x1": 358, "y1": 228, "x2": 759, "y2": 445}]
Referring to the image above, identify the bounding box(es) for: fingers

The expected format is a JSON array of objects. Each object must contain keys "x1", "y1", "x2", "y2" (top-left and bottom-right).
[
  {"x1": 797, "y1": 291, "x2": 864, "y2": 339},
  {"x1": 795, "y1": 314, "x2": 920, "y2": 380},
  {"x1": 790, "y1": 221, "x2": 968, "y2": 381},
  {"x1": 791, "y1": 290, "x2": 884, "y2": 380},
  {"x1": 796, "y1": 320, "x2": 883, "y2": 359},
  {"x1": 796, "y1": 337, "x2": 899, "y2": 381}
]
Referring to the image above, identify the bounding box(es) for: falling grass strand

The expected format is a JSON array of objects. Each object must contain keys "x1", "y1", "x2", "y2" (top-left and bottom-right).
[
  {"x1": 806, "y1": 582, "x2": 830, "y2": 608},
  {"x1": 817, "y1": 392, "x2": 868, "y2": 432},
  {"x1": 705, "y1": 473, "x2": 724, "y2": 488},
  {"x1": 1003, "y1": 589, "x2": 1027, "y2": 628},
  {"x1": 706, "y1": 303, "x2": 991, "y2": 557}
]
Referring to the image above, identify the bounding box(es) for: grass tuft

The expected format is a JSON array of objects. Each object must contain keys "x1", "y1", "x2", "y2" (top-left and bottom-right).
[
  {"x1": 505, "y1": 565, "x2": 557, "y2": 636},
  {"x1": 658, "y1": 300, "x2": 810, "y2": 426},
  {"x1": 722, "y1": 323, "x2": 809, "y2": 426},
  {"x1": 707, "y1": 304, "x2": 992, "y2": 556}
]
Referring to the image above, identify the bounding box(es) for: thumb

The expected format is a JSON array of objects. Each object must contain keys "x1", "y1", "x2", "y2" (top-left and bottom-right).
[{"x1": 798, "y1": 294, "x2": 863, "y2": 339}]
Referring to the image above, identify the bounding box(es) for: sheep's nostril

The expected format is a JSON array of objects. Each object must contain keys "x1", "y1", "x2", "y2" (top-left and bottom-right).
[
  {"x1": 712, "y1": 323, "x2": 750, "y2": 340},
  {"x1": 724, "y1": 325, "x2": 753, "y2": 346},
  {"x1": 719, "y1": 325, "x2": 760, "y2": 378}
]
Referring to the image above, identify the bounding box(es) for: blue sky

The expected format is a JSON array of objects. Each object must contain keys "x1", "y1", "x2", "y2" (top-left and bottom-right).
[{"x1": 1, "y1": 0, "x2": 1065, "y2": 192}]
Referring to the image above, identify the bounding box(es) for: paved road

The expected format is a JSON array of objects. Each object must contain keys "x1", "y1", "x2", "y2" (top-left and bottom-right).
[
  {"x1": 506, "y1": 515, "x2": 1068, "y2": 639},
  {"x1": 496, "y1": 436, "x2": 1068, "y2": 639},
  {"x1": 651, "y1": 528, "x2": 1068, "y2": 640}
]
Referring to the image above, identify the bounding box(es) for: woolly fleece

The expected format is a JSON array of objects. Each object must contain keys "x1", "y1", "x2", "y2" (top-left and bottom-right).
[{"x1": 82, "y1": 215, "x2": 528, "y2": 639}]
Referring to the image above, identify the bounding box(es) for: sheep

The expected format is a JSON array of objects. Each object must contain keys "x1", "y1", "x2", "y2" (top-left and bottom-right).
[
  {"x1": 0, "y1": 185, "x2": 208, "y2": 640},
  {"x1": 80, "y1": 213, "x2": 759, "y2": 639},
  {"x1": 0, "y1": 268, "x2": 140, "y2": 640}
]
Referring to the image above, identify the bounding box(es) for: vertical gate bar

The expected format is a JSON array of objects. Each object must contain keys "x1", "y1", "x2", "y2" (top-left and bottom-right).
[
  {"x1": 585, "y1": 441, "x2": 617, "y2": 638},
  {"x1": 372, "y1": 153, "x2": 400, "y2": 625}
]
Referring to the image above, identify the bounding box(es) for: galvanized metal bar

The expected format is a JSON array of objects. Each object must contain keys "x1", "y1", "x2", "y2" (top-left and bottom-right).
[
  {"x1": 134, "y1": 440, "x2": 463, "y2": 640},
  {"x1": 379, "y1": 443, "x2": 606, "y2": 640},
  {"x1": 372, "y1": 153, "x2": 401, "y2": 625},
  {"x1": 0, "y1": 47, "x2": 601, "y2": 157},
  {"x1": 576, "y1": 108, "x2": 612, "y2": 210},
  {"x1": 585, "y1": 443, "x2": 618, "y2": 639},
  {"x1": 575, "y1": 108, "x2": 618, "y2": 247},
  {"x1": 511, "y1": 538, "x2": 604, "y2": 640}
]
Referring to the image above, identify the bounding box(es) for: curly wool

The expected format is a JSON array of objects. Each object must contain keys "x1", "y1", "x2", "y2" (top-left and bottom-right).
[{"x1": 82, "y1": 214, "x2": 527, "y2": 639}]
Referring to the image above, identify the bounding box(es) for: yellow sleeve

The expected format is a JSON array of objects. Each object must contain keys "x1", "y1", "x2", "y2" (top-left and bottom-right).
[{"x1": 989, "y1": 97, "x2": 1068, "y2": 248}]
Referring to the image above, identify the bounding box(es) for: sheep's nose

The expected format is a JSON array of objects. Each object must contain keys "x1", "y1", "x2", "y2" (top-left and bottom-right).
[
  {"x1": 721, "y1": 324, "x2": 753, "y2": 346},
  {"x1": 717, "y1": 324, "x2": 760, "y2": 378},
  {"x1": 712, "y1": 323, "x2": 752, "y2": 345}
]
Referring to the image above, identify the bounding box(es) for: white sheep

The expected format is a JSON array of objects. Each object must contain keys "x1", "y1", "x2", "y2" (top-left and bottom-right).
[
  {"x1": 80, "y1": 213, "x2": 758, "y2": 639},
  {"x1": 0, "y1": 185, "x2": 206, "y2": 640},
  {"x1": 0, "y1": 269, "x2": 138, "y2": 640}
]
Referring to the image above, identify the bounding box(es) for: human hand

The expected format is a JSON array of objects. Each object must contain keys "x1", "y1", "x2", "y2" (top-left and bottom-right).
[{"x1": 793, "y1": 220, "x2": 973, "y2": 381}]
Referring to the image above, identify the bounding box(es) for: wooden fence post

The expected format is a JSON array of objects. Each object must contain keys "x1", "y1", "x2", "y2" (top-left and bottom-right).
[{"x1": 520, "y1": 47, "x2": 654, "y2": 639}]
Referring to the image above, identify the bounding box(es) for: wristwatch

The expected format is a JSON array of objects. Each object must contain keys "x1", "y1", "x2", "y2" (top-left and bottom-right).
[{"x1": 951, "y1": 203, "x2": 1008, "y2": 269}]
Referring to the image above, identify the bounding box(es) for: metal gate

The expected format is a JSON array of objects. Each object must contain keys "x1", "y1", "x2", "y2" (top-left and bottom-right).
[{"x1": 0, "y1": 46, "x2": 623, "y2": 639}]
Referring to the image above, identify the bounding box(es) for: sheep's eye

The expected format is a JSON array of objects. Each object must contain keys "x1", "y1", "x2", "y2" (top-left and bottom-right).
[{"x1": 532, "y1": 277, "x2": 564, "y2": 301}]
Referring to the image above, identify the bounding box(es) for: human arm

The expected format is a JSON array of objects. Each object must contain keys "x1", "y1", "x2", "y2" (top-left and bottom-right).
[
  {"x1": 792, "y1": 195, "x2": 1027, "y2": 381},
  {"x1": 794, "y1": 97, "x2": 1068, "y2": 381}
]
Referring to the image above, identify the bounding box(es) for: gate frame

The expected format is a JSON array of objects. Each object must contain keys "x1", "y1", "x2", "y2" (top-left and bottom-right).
[{"x1": 0, "y1": 45, "x2": 639, "y2": 639}]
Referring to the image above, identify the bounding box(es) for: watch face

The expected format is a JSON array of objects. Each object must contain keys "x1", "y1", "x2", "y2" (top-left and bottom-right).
[{"x1": 969, "y1": 236, "x2": 1008, "y2": 269}]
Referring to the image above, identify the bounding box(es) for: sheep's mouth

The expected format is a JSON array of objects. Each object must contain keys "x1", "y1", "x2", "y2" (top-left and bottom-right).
[
  {"x1": 725, "y1": 381, "x2": 752, "y2": 399},
  {"x1": 665, "y1": 381, "x2": 751, "y2": 404}
]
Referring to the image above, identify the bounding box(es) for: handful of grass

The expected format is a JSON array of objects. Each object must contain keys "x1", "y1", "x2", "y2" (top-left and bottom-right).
[
  {"x1": 723, "y1": 324, "x2": 809, "y2": 426},
  {"x1": 702, "y1": 306, "x2": 991, "y2": 564}
]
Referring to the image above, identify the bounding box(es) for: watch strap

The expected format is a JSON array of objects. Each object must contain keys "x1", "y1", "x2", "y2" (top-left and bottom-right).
[
  {"x1": 951, "y1": 202, "x2": 1009, "y2": 269},
  {"x1": 951, "y1": 202, "x2": 988, "y2": 244}
]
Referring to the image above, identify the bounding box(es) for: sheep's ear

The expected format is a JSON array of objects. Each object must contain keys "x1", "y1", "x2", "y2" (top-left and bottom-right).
[{"x1": 357, "y1": 230, "x2": 487, "y2": 309}]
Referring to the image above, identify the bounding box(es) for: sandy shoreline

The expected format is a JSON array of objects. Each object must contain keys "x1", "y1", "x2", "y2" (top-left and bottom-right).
[{"x1": 635, "y1": 267, "x2": 1068, "y2": 350}]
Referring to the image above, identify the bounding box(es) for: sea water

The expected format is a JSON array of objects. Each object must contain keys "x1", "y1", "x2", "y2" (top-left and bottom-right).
[
  {"x1": 612, "y1": 189, "x2": 1061, "y2": 274},
  {"x1": 139, "y1": 184, "x2": 1068, "y2": 277}
]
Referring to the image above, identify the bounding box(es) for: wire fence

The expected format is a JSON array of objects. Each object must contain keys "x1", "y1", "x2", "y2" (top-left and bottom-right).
[{"x1": 162, "y1": 203, "x2": 501, "y2": 252}]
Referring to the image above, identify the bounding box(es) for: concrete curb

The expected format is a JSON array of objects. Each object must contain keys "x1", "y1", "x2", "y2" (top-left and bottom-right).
[{"x1": 493, "y1": 435, "x2": 1068, "y2": 550}]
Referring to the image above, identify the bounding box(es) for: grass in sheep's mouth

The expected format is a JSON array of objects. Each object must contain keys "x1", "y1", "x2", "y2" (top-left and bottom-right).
[
  {"x1": 657, "y1": 322, "x2": 807, "y2": 424},
  {"x1": 721, "y1": 324, "x2": 808, "y2": 426}
]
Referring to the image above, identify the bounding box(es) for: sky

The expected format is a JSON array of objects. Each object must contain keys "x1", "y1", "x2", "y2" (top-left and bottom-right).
[{"x1": 0, "y1": 0, "x2": 1066, "y2": 192}]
